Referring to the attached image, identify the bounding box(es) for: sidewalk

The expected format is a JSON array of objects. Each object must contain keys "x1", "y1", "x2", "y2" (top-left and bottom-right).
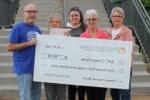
[
  {"x1": 106, "y1": 96, "x2": 150, "y2": 100},
  {"x1": 0, "y1": 96, "x2": 150, "y2": 100}
]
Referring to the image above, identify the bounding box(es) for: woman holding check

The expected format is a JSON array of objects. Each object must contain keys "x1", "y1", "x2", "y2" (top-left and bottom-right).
[
  {"x1": 107, "y1": 7, "x2": 133, "y2": 100},
  {"x1": 80, "y1": 9, "x2": 111, "y2": 100}
]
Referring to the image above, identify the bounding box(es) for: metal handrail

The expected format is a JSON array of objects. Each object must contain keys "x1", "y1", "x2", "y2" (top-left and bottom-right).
[
  {"x1": 134, "y1": 0, "x2": 150, "y2": 32},
  {"x1": 62, "y1": 0, "x2": 67, "y2": 26},
  {"x1": 103, "y1": 0, "x2": 150, "y2": 64},
  {"x1": 133, "y1": 0, "x2": 150, "y2": 63}
]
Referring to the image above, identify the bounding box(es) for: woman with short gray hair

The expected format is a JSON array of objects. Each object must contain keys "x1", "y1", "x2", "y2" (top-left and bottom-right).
[
  {"x1": 107, "y1": 6, "x2": 132, "y2": 100},
  {"x1": 110, "y1": 7, "x2": 125, "y2": 19}
]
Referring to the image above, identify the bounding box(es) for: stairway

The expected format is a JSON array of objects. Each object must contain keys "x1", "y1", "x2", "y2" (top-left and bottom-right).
[
  {"x1": 16, "y1": 0, "x2": 64, "y2": 29},
  {"x1": 63, "y1": 0, "x2": 150, "y2": 95},
  {"x1": 132, "y1": 45, "x2": 150, "y2": 95},
  {"x1": 0, "y1": 0, "x2": 150, "y2": 99},
  {"x1": 0, "y1": 0, "x2": 64, "y2": 99},
  {"x1": 64, "y1": 0, "x2": 111, "y2": 28}
]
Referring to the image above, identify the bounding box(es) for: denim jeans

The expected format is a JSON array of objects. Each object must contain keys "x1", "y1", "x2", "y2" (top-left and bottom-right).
[
  {"x1": 111, "y1": 68, "x2": 132, "y2": 100},
  {"x1": 120, "y1": 89, "x2": 131, "y2": 100},
  {"x1": 44, "y1": 83, "x2": 66, "y2": 100},
  {"x1": 111, "y1": 88, "x2": 131, "y2": 100},
  {"x1": 17, "y1": 74, "x2": 41, "y2": 100}
]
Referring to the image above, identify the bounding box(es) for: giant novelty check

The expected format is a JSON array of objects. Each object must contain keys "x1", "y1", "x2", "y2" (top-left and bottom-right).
[{"x1": 34, "y1": 34, "x2": 132, "y2": 89}]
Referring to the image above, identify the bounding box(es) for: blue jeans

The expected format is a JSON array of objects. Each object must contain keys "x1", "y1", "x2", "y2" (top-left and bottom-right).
[
  {"x1": 111, "y1": 88, "x2": 131, "y2": 100},
  {"x1": 120, "y1": 89, "x2": 131, "y2": 100},
  {"x1": 111, "y1": 68, "x2": 132, "y2": 100},
  {"x1": 44, "y1": 83, "x2": 66, "y2": 100},
  {"x1": 17, "y1": 74, "x2": 41, "y2": 100}
]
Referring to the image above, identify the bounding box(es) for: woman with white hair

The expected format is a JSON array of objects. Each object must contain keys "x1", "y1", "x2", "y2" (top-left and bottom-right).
[
  {"x1": 107, "y1": 7, "x2": 133, "y2": 100},
  {"x1": 80, "y1": 9, "x2": 111, "y2": 100}
]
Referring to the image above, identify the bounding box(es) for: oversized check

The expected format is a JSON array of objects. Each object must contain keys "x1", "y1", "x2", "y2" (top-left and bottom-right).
[{"x1": 34, "y1": 34, "x2": 132, "y2": 89}]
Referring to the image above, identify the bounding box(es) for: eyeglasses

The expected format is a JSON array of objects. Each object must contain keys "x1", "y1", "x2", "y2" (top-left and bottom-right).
[
  {"x1": 24, "y1": 10, "x2": 38, "y2": 14},
  {"x1": 86, "y1": 18, "x2": 97, "y2": 22},
  {"x1": 112, "y1": 15, "x2": 122, "y2": 18}
]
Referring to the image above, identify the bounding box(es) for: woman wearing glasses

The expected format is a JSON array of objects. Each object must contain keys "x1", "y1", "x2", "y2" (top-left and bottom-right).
[
  {"x1": 107, "y1": 7, "x2": 133, "y2": 100},
  {"x1": 80, "y1": 9, "x2": 111, "y2": 100}
]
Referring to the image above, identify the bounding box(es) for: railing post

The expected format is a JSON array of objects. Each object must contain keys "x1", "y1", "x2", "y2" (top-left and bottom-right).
[
  {"x1": 62, "y1": 0, "x2": 67, "y2": 26},
  {"x1": 147, "y1": 64, "x2": 150, "y2": 73}
]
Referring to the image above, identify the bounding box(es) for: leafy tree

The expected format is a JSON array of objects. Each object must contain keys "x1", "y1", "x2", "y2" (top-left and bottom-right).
[{"x1": 142, "y1": 0, "x2": 150, "y2": 14}]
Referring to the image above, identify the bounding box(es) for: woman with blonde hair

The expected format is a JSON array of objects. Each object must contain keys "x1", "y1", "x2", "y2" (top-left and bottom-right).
[
  {"x1": 44, "y1": 13, "x2": 67, "y2": 100},
  {"x1": 47, "y1": 13, "x2": 63, "y2": 29}
]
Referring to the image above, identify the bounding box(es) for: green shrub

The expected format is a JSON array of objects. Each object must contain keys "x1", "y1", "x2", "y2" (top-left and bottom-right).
[{"x1": 142, "y1": 0, "x2": 150, "y2": 14}]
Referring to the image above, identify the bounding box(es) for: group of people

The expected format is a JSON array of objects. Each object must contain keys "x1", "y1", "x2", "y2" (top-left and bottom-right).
[{"x1": 7, "y1": 3, "x2": 132, "y2": 100}]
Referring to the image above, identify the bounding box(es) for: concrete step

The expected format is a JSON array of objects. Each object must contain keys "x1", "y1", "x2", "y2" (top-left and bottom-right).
[
  {"x1": 132, "y1": 82, "x2": 150, "y2": 95},
  {"x1": 20, "y1": 0, "x2": 59, "y2": 4},
  {"x1": 132, "y1": 62, "x2": 147, "y2": 72},
  {"x1": 0, "y1": 78, "x2": 150, "y2": 96},
  {"x1": 0, "y1": 63, "x2": 12, "y2": 73},
  {"x1": 0, "y1": 36, "x2": 8, "y2": 44},
  {"x1": 64, "y1": 0, "x2": 110, "y2": 28},
  {"x1": 133, "y1": 52, "x2": 144, "y2": 62},
  {"x1": 65, "y1": 8, "x2": 107, "y2": 17},
  {"x1": 0, "y1": 29, "x2": 10, "y2": 36},
  {"x1": 66, "y1": 0, "x2": 104, "y2": 7},
  {"x1": 17, "y1": 6, "x2": 62, "y2": 13},
  {"x1": 18, "y1": 0, "x2": 63, "y2": 9},
  {"x1": 0, "y1": 73, "x2": 17, "y2": 85},
  {"x1": 0, "y1": 84, "x2": 45, "y2": 97},
  {"x1": 0, "y1": 44, "x2": 8, "y2": 53},
  {"x1": 16, "y1": 0, "x2": 63, "y2": 23},
  {"x1": 67, "y1": 6, "x2": 106, "y2": 12},
  {"x1": 0, "y1": 53, "x2": 12, "y2": 63},
  {"x1": 32, "y1": 1, "x2": 62, "y2": 5},
  {"x1": 19, "y1": 1, "x2": 62, "y2": 7},
  {"x1": 0, "y1": 84, "x2": 18, "y2": 97},
  {"x1": 132, "y1": 72, "x2": 150, "y2": 83}
]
